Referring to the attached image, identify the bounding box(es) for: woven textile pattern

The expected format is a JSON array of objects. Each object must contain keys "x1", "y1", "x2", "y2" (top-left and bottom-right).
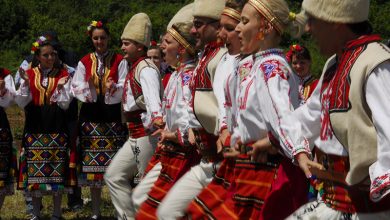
[
  {"x1": 80, "y1": 122, "x2": 127, "y2": 173},
  {"x1": 0, "y1": 128, "x2": 12, "y2": 182},
  {"x1": 25, "y1": 133, "x2": 68, "y2": 184}
]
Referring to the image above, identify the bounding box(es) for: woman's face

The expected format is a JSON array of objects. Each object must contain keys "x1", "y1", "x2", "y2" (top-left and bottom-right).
[
  {"x1": 147, "y1": 48, "x2": 162, "y2": 68},
  {"x1": 37, "y1": 45, "x2": 57, "y2": 70},
  {"x1": 235, "y1": 4, "x2": 262, "y2": 54},
  {"x1": 218, "y1": 15, "x2": 240, "y2": 55},
  {"x1": 91, "y1": 28, "x2": 109, "y2": 54},
  {"x1": 161, "y1": 33, "x2": 181, "y2": 66},
  {"x1": 291, "y1": 55, "x2": 311, "y2": 78}
]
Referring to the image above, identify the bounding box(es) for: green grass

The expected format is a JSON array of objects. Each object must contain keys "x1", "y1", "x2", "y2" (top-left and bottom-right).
[
  {"x1": 2, "y1": 106, "x2": 117, "y2": 219},
  {"x1": 0, "y1": 187, "x2": 116, "y2": 219}
]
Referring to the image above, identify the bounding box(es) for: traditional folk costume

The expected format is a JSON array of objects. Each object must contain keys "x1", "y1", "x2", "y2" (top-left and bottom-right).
[
  {"x1": 195, "y1": 48, "x2": 308, "y2": 219},
  {"x1": 157, "y1": 2, "x2": 227, "y2": 218},
  {"x1": 0, "y1": 68, "x2": 17, "y2": 203},
  {"x1": 185, "y1": 7, "x2": 245, "y2": 218},
  {"x1": 298, "y1": 75, "x2": 319, "y2": 104},
  {"x1": 157, "y1": 25, "x2": 228, "y2": 220},
  {"x1": 104, "y1": 13, "x2": 163, "y2": 220},
  {"x1": 135, "y1": 59, "x2": 202, "y2": 219},
  {"x1": 186, "y1": 55, "x2": 252, "y2": 219},
  {"x1": 16, "y1": 66, "x2": 73, "y2": 196},
  {"x1": 286, "y1": 35, "x2": 390, "y2": 220},
  {"x1": 71, "y1": 51, "x2": 128, "y2": 187}
]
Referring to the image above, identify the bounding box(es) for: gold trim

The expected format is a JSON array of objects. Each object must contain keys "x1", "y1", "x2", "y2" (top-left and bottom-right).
[
  {"x1": 90, "y1": 53, "x2": 100, "y2": 94},
  {"x1": 102, "y1": 52, "x2": 114, "y2": 95},
  {"x1": 33, "y1": 68, "x2": 45, "y2": 105},
  {"x1": 222, "y1": 7, "x2": 241, "y2": 22},
  {"x1": 248, "y1": 0, "x2": 283, "y2": 34},
  {"x1": 46, "y1": 70, "x2": 56, "y2": 105},
  {"x1": 167, "y1": 28, "x2": 195, "y2": 56}
]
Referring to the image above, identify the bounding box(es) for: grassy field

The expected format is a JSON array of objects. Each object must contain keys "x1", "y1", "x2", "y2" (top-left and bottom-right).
[
  {"x1": 1, "y1": 187, "x2": 116, "y2": 219},
  {"x1": 1, "y1": 106, "x2": 117, "y2": 219}
]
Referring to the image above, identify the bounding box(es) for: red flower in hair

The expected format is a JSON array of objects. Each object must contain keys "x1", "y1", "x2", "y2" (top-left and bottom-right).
[
  {"x1": 150, "y1": 40, "x2": 157, "y2": 46},
  {"x1": 96, "y1": 21, "x2": 103, "y2": 28},
  {"x1": 286, "y1": 44, "x2": 303, "y2": 63}
]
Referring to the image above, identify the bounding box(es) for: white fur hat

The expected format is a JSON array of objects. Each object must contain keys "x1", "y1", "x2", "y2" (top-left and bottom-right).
[
  {"x1": 121, "y1": 13, "x2": 152, "y2": 47},
  {"x1": 167, "y1": 3, "x2": 194, "y2": 30},
  {"x1": 193, "y1": 0, "x2": 225, "y2": 20},
  {"x1": 302, "y1": 0, "x2": 369, "y2": 23}
]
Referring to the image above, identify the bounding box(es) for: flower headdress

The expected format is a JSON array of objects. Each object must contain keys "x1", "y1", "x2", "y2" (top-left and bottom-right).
[
  {"x1": 31, "y1": 36, "x2": 48, "y2": 54},
  {"x1": 150, "y1": 40, "x2": 158, "y2": 47},
  {"x1": 285, "y1": 44, "x2": 303, "y2": 63},
  {"x1": 87, "y1": 20, "x2": 104, "y2": 35}
]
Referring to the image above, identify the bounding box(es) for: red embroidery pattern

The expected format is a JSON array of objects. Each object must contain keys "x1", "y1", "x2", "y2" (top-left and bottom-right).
[
  {"x1": 320, "y1": 35, "x2": 381, "y2": 140},
  {"x1": 260, "y1": 59, "x2": 288, "y2": 82},
  {"x1": 190, "y1": 41, "x2": 223, "y2": 91},
  {"x1": 122, "y1": 57, "x2": 146, "y2": 105}
]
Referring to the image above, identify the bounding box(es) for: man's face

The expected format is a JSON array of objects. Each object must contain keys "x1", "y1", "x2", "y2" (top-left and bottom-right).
[
  {"x1": 306, "y1": 15, "x2": 340, "y2": 57},
  {"x1": 121, "y1": 39, "x2": 140, "y2": 62},
  {"x1": 190, "y1": 17, "x2": 219, "y2": 49}
]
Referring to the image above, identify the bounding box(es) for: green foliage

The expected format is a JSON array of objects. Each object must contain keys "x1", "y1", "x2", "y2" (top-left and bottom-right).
[{"x1": 0, "y1": 0, "x2": 389, "y2": 75}]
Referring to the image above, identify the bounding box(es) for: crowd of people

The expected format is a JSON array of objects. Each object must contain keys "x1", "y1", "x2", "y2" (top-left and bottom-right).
[{"x1": 0, "y1": 0, "x2": 390, "y2": 219}]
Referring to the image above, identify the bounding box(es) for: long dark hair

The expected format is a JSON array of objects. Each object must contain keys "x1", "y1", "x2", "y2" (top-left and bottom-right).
[{"x1": 31, "y1": 41, "x2": 63, "y2": 69}]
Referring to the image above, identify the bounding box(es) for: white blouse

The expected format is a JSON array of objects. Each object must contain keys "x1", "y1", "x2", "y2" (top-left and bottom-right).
[
  {"x1": 163, "y1": 62, "x2": 195, "y2": 145},
  {"x1": 231, "y1": 49, "x2": 307, "y2": 159},
  {"x1": 122, "y1": 66, "x2": 163, "y2": 131},
  {"x1": 213, "y1": 53, "x2": 239, "y2": 132},
  {"x1": 15, "y1": 69, "x2": 72, "y2": 110},
  {"x1": 71, "y1": 53, "x2": 128, "y2": 104},
  {"x1": 0, "y1": 74, "x2": 16, "y2": 107},
  {"x1": 284, "y1": 61, "x2": 390, "y2": 202}
]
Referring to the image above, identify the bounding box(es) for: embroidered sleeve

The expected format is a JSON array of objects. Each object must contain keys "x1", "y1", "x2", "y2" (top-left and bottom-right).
[
  {"x1": 261, "y1": 58, "x2": 310, "y2": 159},
  {"x1": 14, "y1": 60, "x2": 29, "y2": 89},
  {"x1": 0, "y1": 75, "x2": 16, "y2": 107},
  {"x1": 15, "y1": 78, "x2": 32, "y2": 108},
  {"x1": 176, "y1": 70, "x2": 194, "y2": 146},
  {"x1": 71, "y1": 61, "x2": 96, "y2": 103},
  {"x1": 260, "y1": 59, "x2": 289, "y2": 82},
  {"x1": 140, "y1": 67, "x2": 163, "y2": 129},
  {"x1": 366, "y1": 61, "x2": 390, "y2": 202},
  {"x1": 50, "y1": 77, "x2": 72, "y2": 110},
  {"x1": 281, "y1": 77, "x2": 323, "y2": 161},
  {"x1": 105, "y1": 59, "x2": 128, "y2": 104}
]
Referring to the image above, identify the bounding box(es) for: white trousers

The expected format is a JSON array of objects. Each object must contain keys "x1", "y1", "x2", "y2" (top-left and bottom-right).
[
  {"x1": 105, "y1": 136, "x2": 157, "y2": 220},
  {"x1": 132, "y1": 162, "x2": 162, "y2": 212},
  {"x1": 157, "y1": 161, "x2": 220, "y2": 220},
  {"x1": 286, "y1": 200, "x2": 390, "y2": 220}
]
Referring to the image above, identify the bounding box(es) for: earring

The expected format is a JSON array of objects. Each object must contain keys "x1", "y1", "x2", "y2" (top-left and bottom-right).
[
  {"x1": 176, "y1": 53, "x2": 180, "y2": 59},
  {"x1": 256, "y1": 31, "x2": 264, "y2": 40}
]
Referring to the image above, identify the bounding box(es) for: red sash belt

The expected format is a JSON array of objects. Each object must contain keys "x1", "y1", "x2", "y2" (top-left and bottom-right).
[
  {"x1": 315, "y1": 149, "x2": 390, "y2": 213},
  {"x1": 124, "y1": 110, "x2": 146, "y2": 138}
]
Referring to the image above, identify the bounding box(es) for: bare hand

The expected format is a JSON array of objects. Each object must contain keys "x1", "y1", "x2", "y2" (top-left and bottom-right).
[
  {"x1": 19, "y1": 68, "x2": 29, "y2": 81},
  {"x1": 153, "y1": 118, "x2": 165, "y2": 129},
  {"x1": 249, "y1": 137, "x2": 278, "y2": 163},
  {"x1": 159, "y1": 130, "x2": 177, "y2": 144},
  {"x1": 296, "y1": 153, "x2": 325, "y2": 178},
  {"x1": 223, "y1": 137, "x2": 241, "y2": 158},
  {"x1": 152, "y1": 128, "x2": 164, "y2": 137},
  {"x1": 216, "y1": 129, "x2": 230, "y2": 153},
  {"x1": 188, "y1": 128, "x2": 196, "y2": 145},
  {"x1": 57, "y1": 76, "x2": 69, "y2": 90},
  {"x1": 106, "y1": 77, "x2": 114, "y2": 90}
]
